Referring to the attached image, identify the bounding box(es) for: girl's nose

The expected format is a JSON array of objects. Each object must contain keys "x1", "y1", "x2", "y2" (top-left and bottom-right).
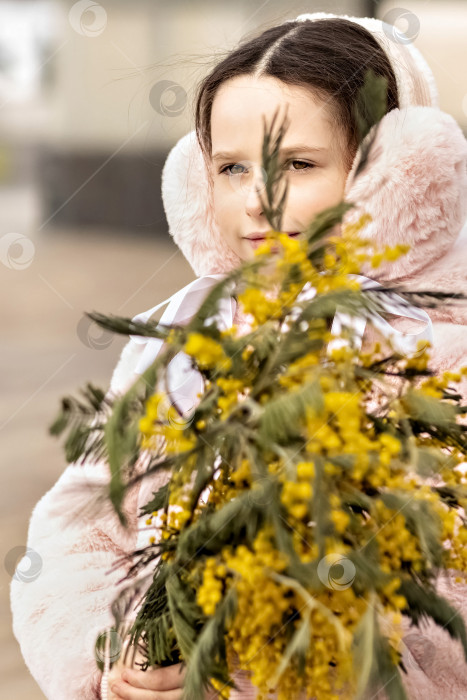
[{"x1": 244, "y1": 167, "x2": 266, "y2": 216}]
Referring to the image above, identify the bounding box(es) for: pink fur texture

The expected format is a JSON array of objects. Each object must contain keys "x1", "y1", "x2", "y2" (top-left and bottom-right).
[
  {"x1": 161, "y1": 130, "x2": 243, "y2": 277},
  {"x1": 343, "y1": 107, "x2": 467, "y2": 283},
  {"x1": 9, "y1": 456, "x2": 141, "y2": 699},
  {"x1": 343, "y1": 105, "x2": 467, "y2": 386}
]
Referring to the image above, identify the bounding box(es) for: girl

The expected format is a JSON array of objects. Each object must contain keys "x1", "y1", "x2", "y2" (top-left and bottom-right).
[{"x1": 10, "y1": 11, "x2": 467, "y2": 700}]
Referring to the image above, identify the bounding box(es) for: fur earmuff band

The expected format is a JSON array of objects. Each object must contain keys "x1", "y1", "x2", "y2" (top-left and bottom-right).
[{"x1": 289, "y1": 12, "x2": 439, "y2": 110}]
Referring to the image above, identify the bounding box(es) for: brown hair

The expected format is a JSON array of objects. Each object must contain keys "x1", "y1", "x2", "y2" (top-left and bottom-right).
[{"x1": 194, "y1": 18, "x2": 399, "y2": 177}]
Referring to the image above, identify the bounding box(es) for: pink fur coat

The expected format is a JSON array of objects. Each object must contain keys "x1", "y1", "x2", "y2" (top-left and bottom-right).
[{"x1": 10, "y1": 77, "x2": 467, "y2": 700}]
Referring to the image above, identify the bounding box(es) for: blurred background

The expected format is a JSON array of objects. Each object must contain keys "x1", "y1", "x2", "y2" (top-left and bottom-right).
[{"x1": 1, "y1": 0, "x2": 466, "y2": 697}]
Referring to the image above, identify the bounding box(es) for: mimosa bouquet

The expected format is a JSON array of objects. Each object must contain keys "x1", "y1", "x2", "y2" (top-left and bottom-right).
[{"x1": 50, "y1": 72, "x2": 467, "y2": 700}]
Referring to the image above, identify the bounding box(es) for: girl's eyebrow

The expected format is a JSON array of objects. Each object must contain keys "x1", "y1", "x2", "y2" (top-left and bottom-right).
[{"x1": 212, "y1": 145, "x2": 327, "y2": 161}]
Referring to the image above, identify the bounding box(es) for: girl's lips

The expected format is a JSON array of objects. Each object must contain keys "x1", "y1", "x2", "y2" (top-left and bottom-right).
[{"x1": 245, "y1": 232, "x2": 301, "y2": 249}]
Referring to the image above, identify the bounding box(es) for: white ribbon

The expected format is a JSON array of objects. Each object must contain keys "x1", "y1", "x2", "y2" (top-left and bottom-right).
[
  {"x1": 293, "y1": 274, "x2": 433, "y2": 356},
  {"x1": 129, "y1": 274, "x2": 236, "y2": 414},
  {"x1": 340, "y1": 274, "x2": 433, "y2": 354},
  {"x1": 128, "y1": 272, "x2": 433, "y2": 413}
]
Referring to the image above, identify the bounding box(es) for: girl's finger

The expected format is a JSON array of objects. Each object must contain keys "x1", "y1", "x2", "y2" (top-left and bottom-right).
[
  {"x1": 110, "y1": 681, "x2": 183, "y2": 700},
  {"x1": 122, "y1": 663, "x2": 187, "y2": 692}
]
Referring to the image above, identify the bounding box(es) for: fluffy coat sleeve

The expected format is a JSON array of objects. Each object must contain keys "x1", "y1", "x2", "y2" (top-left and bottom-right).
[{"x1": 9, "y1": 338, "x2": 157, "y2": 699}]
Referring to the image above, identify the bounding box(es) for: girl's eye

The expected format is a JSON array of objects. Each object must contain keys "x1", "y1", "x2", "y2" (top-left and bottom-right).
[
  {"x1": 219, "y1": 159, "x2": 315, "y2": 176},
  {"x1": 288, "y1": 159, "x2": 315, "y2": 172},
  {"x1": 220, "y1": 163, "x2": 246, "y2": 176}
]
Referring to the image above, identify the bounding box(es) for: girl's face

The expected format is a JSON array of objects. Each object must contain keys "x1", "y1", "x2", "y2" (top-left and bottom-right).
[{"x1": 209, "y1": 75, "x2": 351, "y2": 262}]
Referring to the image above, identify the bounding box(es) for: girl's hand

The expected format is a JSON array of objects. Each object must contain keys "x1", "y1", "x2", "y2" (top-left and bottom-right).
[
  {"x1": 109, "y1": 662, "x2": 187, "y2": 699},
  {"x1": 106, "y1": 641, "x2": 218, "y2": 700}
]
